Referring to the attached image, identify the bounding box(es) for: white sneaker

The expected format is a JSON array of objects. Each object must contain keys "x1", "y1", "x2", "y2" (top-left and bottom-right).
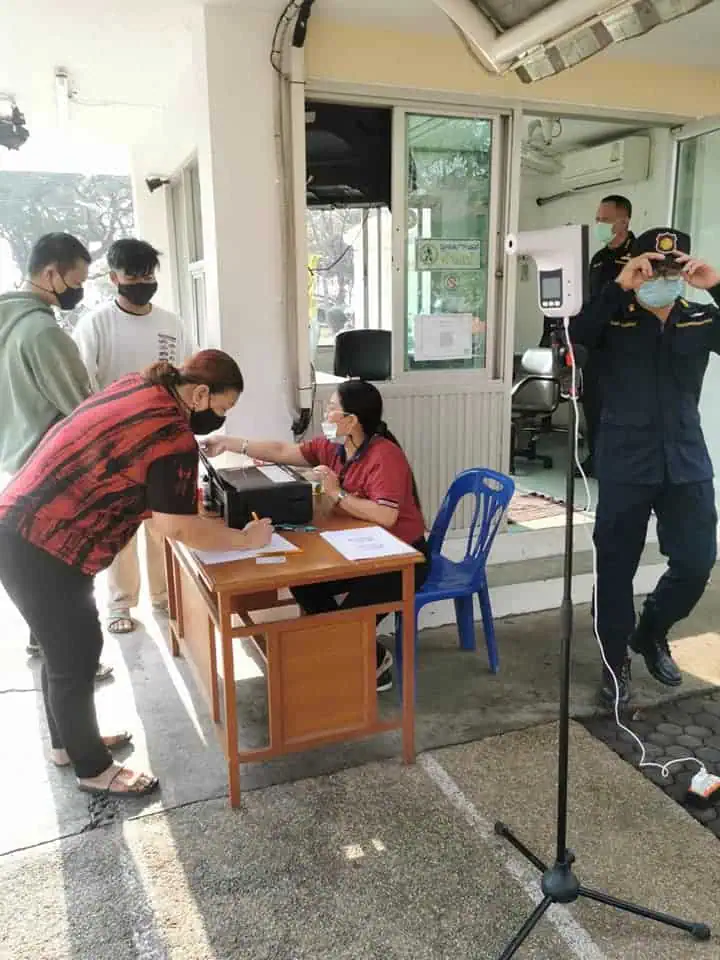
[{"x1": 376, "y1": 649, "x2": 394, "y2": 692}]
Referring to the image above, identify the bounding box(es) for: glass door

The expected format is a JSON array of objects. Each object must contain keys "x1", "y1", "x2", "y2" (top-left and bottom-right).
[
  {"x1": 399, "y1": 112, "x2": 502, "y2": 376},
  {"x1": 673, "y1": 124, "x2": 720, "y2": 507}
]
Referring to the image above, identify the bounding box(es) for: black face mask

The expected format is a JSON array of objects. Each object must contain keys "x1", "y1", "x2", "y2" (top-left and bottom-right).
[
  {"x1": 190, "y1": 408, "x2": 226, "y2": 435},
  {"x1": 118, "y1": 281, "x2": 158, "y2": 307},
  {"x1": 55, "y1": 281, "x2": 84, "y2": 312}
]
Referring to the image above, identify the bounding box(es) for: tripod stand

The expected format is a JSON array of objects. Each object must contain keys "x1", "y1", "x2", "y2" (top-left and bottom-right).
[{"x1": 493, "y1": 326, "x2": 711, "y2": 959}]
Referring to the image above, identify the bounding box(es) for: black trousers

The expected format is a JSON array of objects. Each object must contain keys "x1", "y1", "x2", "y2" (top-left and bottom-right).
[
  {"x1": 580, "y1": 356, "x2": 602, "y2": 462},
  {"x1": 593, "y1": 479, "x2": 717, "y2": 669},
  {"x1": 0, "y1": 530, "x2": 112, "y2": 778},
  {"x1": 292, "y1": 549, "x2": 428, "y2": 666}
]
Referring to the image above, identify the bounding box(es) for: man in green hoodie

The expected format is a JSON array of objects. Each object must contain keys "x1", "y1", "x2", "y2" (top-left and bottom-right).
[{"x1": 0, "y1": 232, "x2": 111, "y2": 678}]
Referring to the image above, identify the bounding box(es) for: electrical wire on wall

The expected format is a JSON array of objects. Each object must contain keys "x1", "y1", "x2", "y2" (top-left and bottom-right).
[
  {"x1": 270, "y1": 0, "x2": 302, "y2": 75},
  {"x1": 269, "y1": 0, "x2": 313, "y2": 437}
]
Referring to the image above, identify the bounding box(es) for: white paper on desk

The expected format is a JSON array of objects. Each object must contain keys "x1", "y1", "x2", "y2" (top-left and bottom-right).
[
  {"x1": 257, "y1": 464, "x2": 294, "y2": 484},
  {"x1": 194, "y1": 533, "x2": 299, "y2": 565},
  {"x1": 321, "y1": 526, "x2": 417, "y2": 562}
]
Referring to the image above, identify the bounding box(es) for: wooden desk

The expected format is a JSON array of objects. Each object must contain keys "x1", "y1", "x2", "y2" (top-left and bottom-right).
[{"x1": 164, "y1": 518, "x2": 423, "y2": 808}]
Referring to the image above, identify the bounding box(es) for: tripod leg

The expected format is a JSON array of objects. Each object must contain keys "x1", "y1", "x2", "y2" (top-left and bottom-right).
[
  {"x1": 496, "y1": 897, "x2": 553, "y2": 960},
  {"x1": 494, "y1": 822, "x2": 547, "y2": 873},
  {"x1": 579, "y1": 886, "x2": 711, "y2": 940}
]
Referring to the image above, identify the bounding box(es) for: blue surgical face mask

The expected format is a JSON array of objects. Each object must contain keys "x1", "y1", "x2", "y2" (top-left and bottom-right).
[{"x1": 636, "y1": 277, "x2": 683, "y2": 309}]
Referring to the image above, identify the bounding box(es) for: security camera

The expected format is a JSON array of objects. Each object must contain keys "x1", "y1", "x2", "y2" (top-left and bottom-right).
[
  {"x1": 145, "y1": 176, "x2": 170, "y2": 194},
  {"x1": 0, "y1": 103, "x2": 29, "y2": 151},
  {"x1": 506, "y1": 225, "x2": 589, "y2": 318}
]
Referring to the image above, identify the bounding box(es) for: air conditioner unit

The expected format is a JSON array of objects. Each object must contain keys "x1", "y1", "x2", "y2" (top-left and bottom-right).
[
  {"x1": 520, "y1": 144, "x2": 562, "y2": 176},
  {"x1": 560, "y1": 136, "x2": 651, "y2": 191}
]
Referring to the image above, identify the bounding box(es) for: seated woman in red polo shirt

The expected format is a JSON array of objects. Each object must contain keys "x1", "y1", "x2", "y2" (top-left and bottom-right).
[{"x1": 203, "y1": 379, "x2": 427, "y2": 692}]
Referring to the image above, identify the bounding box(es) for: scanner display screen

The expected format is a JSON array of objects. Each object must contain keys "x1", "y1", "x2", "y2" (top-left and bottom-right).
[{"x1": 540, "y1": 273, "x2": 562, "y2": 306}]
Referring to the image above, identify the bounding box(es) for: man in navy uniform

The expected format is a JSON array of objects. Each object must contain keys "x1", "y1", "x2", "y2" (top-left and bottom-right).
[
  {"x1": 571, "y1": 227, "x2": 720, "y2": 706},
  {"x1": 578, "y1": 195, "x2": 635, "y2": 477}
]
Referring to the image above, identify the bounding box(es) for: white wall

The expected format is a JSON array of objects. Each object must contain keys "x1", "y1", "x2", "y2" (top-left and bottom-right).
[
  {"x1": 202, "y1": 4, "x2": 294, "y2": 440},
  {"x1": 130, "y1": 3, "x2": 294, "y2": 440},
  {"x1": 514, "y1": 127, "x2": 674, "y2": 353},
  {"x1": 676, "y1": 128, "x2": 720, "y2": 510},
  {"x1": 130, "y1": 9, "x2": 205, "y2": 316}
]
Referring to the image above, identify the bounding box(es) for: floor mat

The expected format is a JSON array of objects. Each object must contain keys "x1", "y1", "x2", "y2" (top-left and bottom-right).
[
  {"x1": 507, "y1": 490, "x2": 581, "y2": 525},
  {"x1": 582, "y1": 690, "x2": 720, "y2": 840}
]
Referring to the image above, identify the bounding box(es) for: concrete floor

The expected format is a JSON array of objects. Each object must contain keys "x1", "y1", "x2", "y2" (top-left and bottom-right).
[{"x1": 2, "y1": 574, "x2": 720, "y2": 959}]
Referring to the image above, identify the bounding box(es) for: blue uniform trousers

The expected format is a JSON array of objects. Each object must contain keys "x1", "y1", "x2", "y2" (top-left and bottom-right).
[{"x1": 593, "y1": 479, "x2": 717, "y2": 668}]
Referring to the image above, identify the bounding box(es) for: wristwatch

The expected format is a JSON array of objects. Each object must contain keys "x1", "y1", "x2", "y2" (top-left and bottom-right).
[{"x1": 335, "y1": 489, "x2": 348, "y2": 505}]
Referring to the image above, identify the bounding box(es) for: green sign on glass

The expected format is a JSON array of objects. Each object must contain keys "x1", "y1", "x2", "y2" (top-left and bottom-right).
[{"x1": 415, "y1": 238, "x2": 484, "y2": 271}]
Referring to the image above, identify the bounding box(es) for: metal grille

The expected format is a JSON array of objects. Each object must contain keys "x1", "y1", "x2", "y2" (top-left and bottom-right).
[{"x1": 313, "y1": 387, "x2": 508, "y2": 531}]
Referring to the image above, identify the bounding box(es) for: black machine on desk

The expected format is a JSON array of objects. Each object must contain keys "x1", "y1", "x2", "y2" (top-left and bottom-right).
[{"x1": 200, "y1": 452, "x2": 314, "y2": 528}]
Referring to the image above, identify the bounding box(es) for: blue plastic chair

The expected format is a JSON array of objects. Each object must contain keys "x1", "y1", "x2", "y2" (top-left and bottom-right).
[{"x1": 394, "y1": 468, "x2": 515, "y2": 683}]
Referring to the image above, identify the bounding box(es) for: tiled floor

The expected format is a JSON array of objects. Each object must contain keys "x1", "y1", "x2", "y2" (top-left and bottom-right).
[{"x1": 584, "y1": 690, "x2": 720, "y2": 840}]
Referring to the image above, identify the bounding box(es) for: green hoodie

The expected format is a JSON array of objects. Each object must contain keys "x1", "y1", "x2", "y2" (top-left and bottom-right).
[{"x1": 0, "y1": 292, "x2": 91, "y2": 474}]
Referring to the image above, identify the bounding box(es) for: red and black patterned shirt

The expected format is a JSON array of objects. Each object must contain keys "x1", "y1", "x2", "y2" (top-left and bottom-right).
[{"x1": 0, "y1": 374, "x2": 198, "y2": 575}]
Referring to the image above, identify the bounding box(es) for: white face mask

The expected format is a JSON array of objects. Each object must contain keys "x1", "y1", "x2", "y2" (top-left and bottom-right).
[{"x1": 321, "y1": 420, "x2": 338, "y2": 441}]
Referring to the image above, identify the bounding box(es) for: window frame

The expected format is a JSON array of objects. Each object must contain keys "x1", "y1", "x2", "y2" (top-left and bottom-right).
[
  {"x1": 391, "y1": 105, "x2": 505, "y2": 387},
  {"x1": 167, "y1": 156, "x2": 206, "y2": 348},
  {"x1": 306, "y1": 205, "x2": 392, "y2": 376}
]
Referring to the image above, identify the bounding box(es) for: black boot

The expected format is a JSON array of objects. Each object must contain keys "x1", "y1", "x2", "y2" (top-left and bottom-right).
[
  {"x1": 599, "y1": 658, "x2": 632, "y2": 708},
  {"x1": 629, "y1": 614, "x2": 682, "y2": 687}
]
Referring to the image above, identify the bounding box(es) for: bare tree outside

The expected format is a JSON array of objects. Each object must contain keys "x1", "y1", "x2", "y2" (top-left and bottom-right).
[{"x1": 0, "y1": 170, "x2": 134, "y2": 327}]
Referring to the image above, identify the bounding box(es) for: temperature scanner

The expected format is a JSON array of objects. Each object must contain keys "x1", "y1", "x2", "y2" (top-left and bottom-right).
[{"x1": 506, "y1": 225, "x2": 589, "y2": 318}]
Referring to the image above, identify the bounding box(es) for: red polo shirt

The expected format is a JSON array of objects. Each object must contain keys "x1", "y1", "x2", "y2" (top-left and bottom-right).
[{"x1": 300, "y1": 435, "x2": 425, "y2": 545}]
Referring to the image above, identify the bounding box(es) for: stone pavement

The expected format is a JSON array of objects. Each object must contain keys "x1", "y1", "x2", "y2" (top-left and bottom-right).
[
  {"x1": 3, "y1": 722, "x2": 720, "y2": 960},
  {"x1": 3, "y1": 571, "x2": 720, "y2": 958},
  {"x1": 584, "y1": 689, "x2": 720, "y2": 840}
]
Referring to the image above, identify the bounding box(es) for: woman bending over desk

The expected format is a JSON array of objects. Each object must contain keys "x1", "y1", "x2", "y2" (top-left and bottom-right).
[
  {"x1": 203, "y1": 379, "x2": 427, "y2": 692},
  {"x1": 0, "y1": 350, "x2": 271, "y2": 798}
]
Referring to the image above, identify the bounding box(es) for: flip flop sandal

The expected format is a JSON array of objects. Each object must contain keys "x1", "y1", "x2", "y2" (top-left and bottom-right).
[
  {"x1": 107, "y1": 614, "x2": 136, "y2": 635},
  {"x1": 78, "y1": 766, "x2": 159, "y2": 798},
  {"x1": 51, "y1": 732, "x2": 133, "y2": 767}
]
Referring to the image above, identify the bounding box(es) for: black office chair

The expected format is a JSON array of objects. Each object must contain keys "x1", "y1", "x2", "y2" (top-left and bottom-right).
[
  {"x1": 334, "y1": 329, "x2": 392, "y2": 381},
  {"x1": 510, "y1": 348, "x2": 561, "y2": 473}
]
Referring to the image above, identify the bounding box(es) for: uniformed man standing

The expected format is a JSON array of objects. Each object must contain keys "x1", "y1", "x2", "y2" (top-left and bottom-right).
[
  {"x1": 579, "y1": 195, "x2": 635, "y2": 477},
  {"x1": 571, "y1": 228, "x2": 720, "y2": 706}
]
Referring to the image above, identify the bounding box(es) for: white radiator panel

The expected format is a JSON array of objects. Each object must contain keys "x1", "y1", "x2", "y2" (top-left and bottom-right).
[{"x1": 313, "y1": 385, "x2": 509, "y2": 530}]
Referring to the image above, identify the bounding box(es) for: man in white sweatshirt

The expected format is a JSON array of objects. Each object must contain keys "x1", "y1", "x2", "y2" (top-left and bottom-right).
[{"x1": 73, "y1": 238, "x2": 193, "y2": 634}]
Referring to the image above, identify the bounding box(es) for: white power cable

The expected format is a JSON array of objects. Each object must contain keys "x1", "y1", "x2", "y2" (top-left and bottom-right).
[{"x1": 562, "y1": 316, "x2": 707, "y2": 782}]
